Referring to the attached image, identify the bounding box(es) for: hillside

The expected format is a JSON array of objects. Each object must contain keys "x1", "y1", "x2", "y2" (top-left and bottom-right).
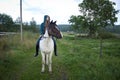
[{"x1": 36, "y1": 24, "x2": 120, "y2": 33}]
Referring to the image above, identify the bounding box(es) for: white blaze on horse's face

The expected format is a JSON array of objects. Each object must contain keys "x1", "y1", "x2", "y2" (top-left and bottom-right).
[
  {"x1": 55, "y1": 25, "x2": 63, "y2": 38},
  {"x1": 60, "y1": 31, "x2": 63, "y2": 38}
]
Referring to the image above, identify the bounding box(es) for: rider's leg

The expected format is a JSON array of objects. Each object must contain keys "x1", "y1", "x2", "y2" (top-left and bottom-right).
[
  {"x1": 52, "y1": 37, "x2": 57, "y2": 56},
  {"x1": 34, "y1": 36, "x2": 42, "y2": 57}
]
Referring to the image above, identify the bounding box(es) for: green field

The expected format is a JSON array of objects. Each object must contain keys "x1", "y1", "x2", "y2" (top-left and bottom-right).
[{"x1": 0, "y1": 32, "x2": 120, "y2": 80}]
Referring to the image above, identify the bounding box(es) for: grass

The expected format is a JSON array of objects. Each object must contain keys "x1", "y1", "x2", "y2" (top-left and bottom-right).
[{"x1": 0, "y1": 32, "x2": 120, "y2": 80}]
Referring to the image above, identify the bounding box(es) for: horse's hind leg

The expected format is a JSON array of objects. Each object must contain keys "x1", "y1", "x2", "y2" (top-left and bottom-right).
[{"x1": 41, "y1": 52, "x2": 45, "y2": 72}]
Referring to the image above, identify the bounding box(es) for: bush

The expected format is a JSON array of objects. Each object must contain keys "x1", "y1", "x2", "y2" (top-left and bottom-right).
[
  {"x1": 98, "y1": 31, "x2": 116, "y2": 39},
  {"x1": 0, "y1": 24, "x2": 20, "y2": 32},
  {"x1": 0, "y1": 37, "x2": 9, "y2": 59}
]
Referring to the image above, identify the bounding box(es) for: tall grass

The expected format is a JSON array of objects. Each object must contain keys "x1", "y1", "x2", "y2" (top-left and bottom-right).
[
  {"x1": 0, "y1": 32, "x2": 38, "y2": 80},
  {"x1": 0, "y1": 32, "x2": 120, "y2": 80}
]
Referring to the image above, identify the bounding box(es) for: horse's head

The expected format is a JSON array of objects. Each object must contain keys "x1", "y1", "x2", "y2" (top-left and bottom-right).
[{"x1": 48, "y1": 21, "x2": 62, "y2": 39}]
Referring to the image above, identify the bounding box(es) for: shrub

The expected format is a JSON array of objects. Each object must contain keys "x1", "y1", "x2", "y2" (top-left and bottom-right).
[
  {"x1": 0, "y1": 37, "x2": 9, "y2": 59},
  {"x1": 98, "y1": 31, "x2": 116, "y2": 39}
]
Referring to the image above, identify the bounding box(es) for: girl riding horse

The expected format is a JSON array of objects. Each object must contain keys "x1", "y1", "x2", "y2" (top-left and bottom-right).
[
  {"x1": 34, "y1": 15, "x2": 57, "y2": 57},
  {"x1": 39, "y1": 20, "x2": 62, "y2": 72}
]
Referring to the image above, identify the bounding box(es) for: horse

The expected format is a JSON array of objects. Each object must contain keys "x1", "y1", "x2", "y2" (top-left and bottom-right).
[{"x1": 39, "y1": 21, "x2": 62, "y2": 72}]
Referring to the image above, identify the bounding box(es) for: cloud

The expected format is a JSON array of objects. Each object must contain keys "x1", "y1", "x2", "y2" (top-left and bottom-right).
[
  {"x1": 22, "y1": 0, "x2": 81, "y2": 24},
  {"x1": 0, "y1": 0, "x2": 119, "y2": 24},
  {"x1": 0, "y1": 0, "x2": 81, "y2": 24},
  {"x1": 110, "y1": 0, "x2": 120, "y2": 25},
  {"x1": 24, "y1": 7, "x2": 46, "y2": 14},
  {"x1": 0, "y1": 0, "x2": 19, "y2": 22},
  {"x1": 22, "y1": 0, "x2": 120, "y2": 24}
]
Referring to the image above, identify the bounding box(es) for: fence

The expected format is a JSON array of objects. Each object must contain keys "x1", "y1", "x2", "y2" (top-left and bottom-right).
[{"x1": 0, "y1": 32, "x2": 18, "y2": 36}]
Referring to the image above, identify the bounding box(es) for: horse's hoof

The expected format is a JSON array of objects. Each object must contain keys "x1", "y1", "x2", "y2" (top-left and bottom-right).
[
  {"x1": 41, "y1": 71, "x2": 45, "y2": 73},
  {"x1": 41, "y1": 72, "x2": 44, "y2": 73},
  {"x1": 49, "y1": 71, "x2": 52, "y2": 74},
  {"x1": 46, "y1": 63, "x2": 48, "y2": 66}
]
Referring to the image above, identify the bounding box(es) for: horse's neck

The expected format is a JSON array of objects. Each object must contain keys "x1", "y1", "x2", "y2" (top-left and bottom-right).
[
  {"x1": 43, "y1": 29, "x2": 52, "y2": 44},
  {"x1": 44, "y1": 29, "x2": 49, "y2": 38}
]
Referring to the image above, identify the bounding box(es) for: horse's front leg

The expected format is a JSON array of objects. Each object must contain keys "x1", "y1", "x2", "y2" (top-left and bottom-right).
[
  {"x1": 46, "y1": 54, "x2": 49, "y2": 65},
  {"x1": 49, "y1": 52, "x2": 53, "y2": 72},
  {"x1": 41, "y1": 52, "x2": 45, "y2": 72}
]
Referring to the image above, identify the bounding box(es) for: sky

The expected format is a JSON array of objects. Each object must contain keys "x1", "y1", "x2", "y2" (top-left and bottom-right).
[{"x1": 0, "y1": 0, "x2": 120, "y2": 25}]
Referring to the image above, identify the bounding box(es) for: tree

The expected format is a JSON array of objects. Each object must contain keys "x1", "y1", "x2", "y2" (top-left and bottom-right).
[
  {"x1": 30, "y1": 17, "x2": 36, "y2": 27},
  {"x1": 29, "y1": 17, "x2": 37, "y2": 32},
  {"x1": 0, "y1": 13, "x2": 14, "y2": 31},
  {"x1": 15, "y1": 17, "x2": 21, "y2": 24},
  {"x1": 69, "y1": 0, "x2": 119, "y2": 37},
  {"x1": 69, "y1": 15, "x2": 81, "y2": 32}
]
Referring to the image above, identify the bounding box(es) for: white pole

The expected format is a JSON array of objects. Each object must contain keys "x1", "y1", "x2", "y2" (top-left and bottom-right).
[{"x1": 20, "y1": 0, "x2": 23, "y2": 41}]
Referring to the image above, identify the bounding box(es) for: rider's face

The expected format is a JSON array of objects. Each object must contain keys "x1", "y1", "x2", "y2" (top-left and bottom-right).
[{"x1": 46, "y1": 16, "x2": 50, "y2": 21}]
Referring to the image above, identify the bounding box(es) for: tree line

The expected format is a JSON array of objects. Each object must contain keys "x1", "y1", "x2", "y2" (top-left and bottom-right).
[
  {"x1": 0, "y1": 13, "x2": 38, "y2": 32},
  {"x1": 0, "y1": 0, "x2": 119, "y2": 37}
]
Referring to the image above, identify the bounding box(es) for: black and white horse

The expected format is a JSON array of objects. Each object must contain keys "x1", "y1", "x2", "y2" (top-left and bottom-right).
[{"x1": 39, "y1": 21, "x2": 62, "y2": 72}]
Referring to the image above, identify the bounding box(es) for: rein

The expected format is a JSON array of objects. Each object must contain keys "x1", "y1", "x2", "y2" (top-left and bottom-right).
[{"x1": 42, "y1": 36, "x2": 49, "y2": 38}]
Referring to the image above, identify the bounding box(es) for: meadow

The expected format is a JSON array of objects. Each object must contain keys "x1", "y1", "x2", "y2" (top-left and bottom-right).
[{"x1": 0, "y1": 32, "x2": 120, "y2": 80}]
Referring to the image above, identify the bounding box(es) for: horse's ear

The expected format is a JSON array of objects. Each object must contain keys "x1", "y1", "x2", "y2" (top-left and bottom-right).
[
  {"x1": 54, "y1": 21, "x2": 57, "y2": 24},
  {"x1": 50, "y1": 20, "x2": 53, "y2": 23}
]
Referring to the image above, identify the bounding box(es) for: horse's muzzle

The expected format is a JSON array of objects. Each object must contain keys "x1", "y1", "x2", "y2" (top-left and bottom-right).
[{"x1": 56, "y1": 32, "x2": 63, "y2": 39}]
